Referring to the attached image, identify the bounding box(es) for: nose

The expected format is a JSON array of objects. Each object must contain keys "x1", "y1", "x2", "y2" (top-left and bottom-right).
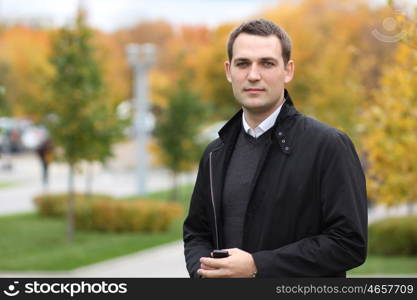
[{"x1": 248, "y1": 64, "x2": 261, "y2": 82}]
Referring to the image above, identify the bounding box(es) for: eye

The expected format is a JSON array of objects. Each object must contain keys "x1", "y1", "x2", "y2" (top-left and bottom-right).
[
  {"x1": 236, "y1": 62, "x2": 249, "y2": 67},
  {"x1": 262, "y1": 61, "x2": 275, "y2": 67}
]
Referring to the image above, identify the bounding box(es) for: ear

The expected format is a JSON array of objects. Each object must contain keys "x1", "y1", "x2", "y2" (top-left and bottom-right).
[
  {"x1": 284, "y1": 60, "x2": 295, "y2": 84},
  {"x1": 224, "y1": 60, "x2": 232, "y2": 83}
]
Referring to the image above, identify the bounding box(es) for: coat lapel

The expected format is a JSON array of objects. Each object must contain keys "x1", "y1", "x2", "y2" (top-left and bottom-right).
[
  {"x1": 211, "y1": 110, "x2": 242, "y2": 247},
  {"x1": 211, "y1": 89, "x2": 299, "y2": 248}
]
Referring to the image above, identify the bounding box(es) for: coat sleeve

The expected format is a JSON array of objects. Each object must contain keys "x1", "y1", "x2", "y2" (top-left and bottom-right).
[
  {"x1": 183, "y1": 152, "x2": 213, "y2": 278},
  {"x1": 252, "y1": 130, "x2": 368, "y2": 277}
]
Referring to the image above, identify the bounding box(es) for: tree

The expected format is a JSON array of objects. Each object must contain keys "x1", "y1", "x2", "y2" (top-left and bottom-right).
[
  {"x1": 47, "y1": 10, "x2": 123, "y2": 241},
  {"x1": 360, "y1": 1, "x2": 417, "y2": 209},
  {"x1": 93, "y1": 30, "x2": 130, "y2": 108},
  {"x1": 193, "y1": 24, "x2": 238, "y2": 119},
  {"x1": 0, "y1": 62, "x2": 10, "y2": 116},
  {"x1": 360, "y1": 43, "x2": 417, "y2": 208},
  {"x1": 154, "y1": 80, "x2": 207, "y2": 201},
  {"x1": 0, "y1": 25, "x2": 52, "y2": 119},
  {"x1": 261, "y1": 0, "x2": 398, "y2": 142}
]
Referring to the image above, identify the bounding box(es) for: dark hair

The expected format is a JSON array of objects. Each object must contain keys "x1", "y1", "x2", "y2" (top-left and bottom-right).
[{"x1": 227, "y1": 19, "x2": 292, "y2": 64}]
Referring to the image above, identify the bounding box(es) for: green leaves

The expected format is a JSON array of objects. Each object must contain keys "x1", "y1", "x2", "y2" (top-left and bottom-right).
[
  {"x1": 154, "y1": 79, "x2": 208, "y2": 173},
  {"x1": 48, "y1": 10, "x2": 124, "y2": 166}
]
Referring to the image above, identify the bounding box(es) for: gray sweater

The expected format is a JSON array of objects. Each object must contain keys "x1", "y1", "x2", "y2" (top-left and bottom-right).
[{"x1": 222, "y1": 127, "x2": 271, "y2": 249}]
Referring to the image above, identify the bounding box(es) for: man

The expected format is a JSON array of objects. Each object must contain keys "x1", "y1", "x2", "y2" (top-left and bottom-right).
[{"x1": 183, "y1": 19, "x2": 367, "y2": 278}]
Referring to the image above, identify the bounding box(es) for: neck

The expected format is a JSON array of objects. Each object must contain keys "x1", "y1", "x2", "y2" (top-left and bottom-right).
[{"x1": 243, "y1": 92, "x2": 285, "y2": 129}]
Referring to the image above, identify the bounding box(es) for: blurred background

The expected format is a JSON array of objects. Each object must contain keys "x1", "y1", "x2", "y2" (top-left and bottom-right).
[{"x1": 0, "y1": 0, "x2": 416, "y2": 277}]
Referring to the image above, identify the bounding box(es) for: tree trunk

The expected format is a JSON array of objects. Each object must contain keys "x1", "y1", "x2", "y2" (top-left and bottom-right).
[
  {"x1": 85, "y1": 162, "x2": 94, "y2": 199},
  {"x1": 407, "y1": 201, "x2": 414, "y2": 215},
  {"x1": 171, "y1": 171, "x2": 178, "y2": 202},
  {"x1": 67, "y1": 163, "x2": 75, "y2": 242}
]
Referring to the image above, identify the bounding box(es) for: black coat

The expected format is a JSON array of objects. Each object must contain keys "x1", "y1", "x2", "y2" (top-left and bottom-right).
[{"x1": 183, "y1": 90, "x2": 367, "y2": 278}]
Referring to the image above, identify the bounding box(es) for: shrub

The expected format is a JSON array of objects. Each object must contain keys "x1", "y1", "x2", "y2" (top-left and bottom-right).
[
  {"x1": 34, "y1": 193, "x2": 183, "y2": 233},
  {"x1": 75, "y1": 200, "x2": 183, "y2": 233},
  {"x1": 368, "y1": 216, "x2": 417, "y2": 256},
  {"x1": 34, "y1": 194, "x2": 114, "y2": 217}
]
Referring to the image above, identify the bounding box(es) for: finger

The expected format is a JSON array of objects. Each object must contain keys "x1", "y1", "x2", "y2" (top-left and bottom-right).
[
  {"x1": 200, "y1": 263, "x2": 217, "y2": 270},
  {"x1": 200, "y1": 257, "x2": 227, "y2": 268},
  {"x1": 198, "y1": 268, "x2": 229, "y2": 278},
  {"x1": 222, "y1": 248, "x2": 238, "y2": 255}
]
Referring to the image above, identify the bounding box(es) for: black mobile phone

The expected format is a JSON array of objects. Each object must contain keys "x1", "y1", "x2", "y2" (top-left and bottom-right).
[{"x1": 212, "y1": 249, "x2": 229, "y2": 258}]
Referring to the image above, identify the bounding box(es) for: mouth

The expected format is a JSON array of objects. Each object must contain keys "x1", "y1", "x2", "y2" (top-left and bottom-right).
[{"x1": 243, "y1": 88, "x2": 265, "y2": 94}]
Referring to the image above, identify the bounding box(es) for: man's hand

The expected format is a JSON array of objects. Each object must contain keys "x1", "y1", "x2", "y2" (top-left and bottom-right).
[{"x1": 197, "y1": 248, "x2": 257, "y2": 278}]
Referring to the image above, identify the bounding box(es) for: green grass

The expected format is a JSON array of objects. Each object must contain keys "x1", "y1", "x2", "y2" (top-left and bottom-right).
[
  {"x1": 0, "y1": 181, "x2": 17, "y2": 188},
  {"x1": 348, "y1": 255, "x2": 417, "y2": 276},
  {"x1": 0, "y1": 185, "x2": 194, "y2": 271},
  {"x1": 123, "y1": 184, "x2": 194, "y2": 206}
]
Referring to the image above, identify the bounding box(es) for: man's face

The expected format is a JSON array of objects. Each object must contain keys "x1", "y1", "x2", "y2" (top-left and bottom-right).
[{"x1": 225, "y1": 33, "x2": 294, "y2": 115}]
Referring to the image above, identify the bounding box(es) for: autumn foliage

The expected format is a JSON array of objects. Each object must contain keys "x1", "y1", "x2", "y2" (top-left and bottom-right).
[
  {"x1": 0, "y1": 0, "x2": 416, "y2": 207},
  {"x1": 360, "y1": 43, "x2": 417, "y2": 206}
]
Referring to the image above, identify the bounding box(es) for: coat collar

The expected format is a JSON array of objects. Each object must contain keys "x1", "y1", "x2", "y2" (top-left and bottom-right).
[{"x1": 218, "y1": 89, "x2": 299, "y2": 145}]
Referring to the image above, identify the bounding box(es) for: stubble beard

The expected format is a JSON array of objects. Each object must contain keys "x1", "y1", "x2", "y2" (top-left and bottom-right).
[{"x1": 239, "y1": 94, "x2": 284, "y2": 116}]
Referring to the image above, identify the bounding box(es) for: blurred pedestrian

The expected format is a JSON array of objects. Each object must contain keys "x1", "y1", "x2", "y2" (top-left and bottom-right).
[
  {"x1": 0, "y1": 128, "x2": 13, "y2": 171},
  {"x1": 36, "y1": 137, "x2": 53, "y2": 189}
]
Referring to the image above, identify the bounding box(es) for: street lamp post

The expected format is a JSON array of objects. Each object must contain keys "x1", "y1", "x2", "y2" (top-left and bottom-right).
[{"x1": 126, "y1": 43, "x2": 156, "y2": 195}]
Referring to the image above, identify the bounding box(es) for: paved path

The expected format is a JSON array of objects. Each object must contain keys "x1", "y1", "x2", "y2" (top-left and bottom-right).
[{"x1": 0, "y1": 241, "x2": 188, "y2": 278}]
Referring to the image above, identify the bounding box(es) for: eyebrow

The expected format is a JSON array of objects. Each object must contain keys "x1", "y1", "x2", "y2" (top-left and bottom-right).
[
  {"x1": 233, "y1": 57, "x2": 279, "y2": 64},
  {"x1": 260, "y1": 57, "x2": 279, "y2": 63},
  {"x1": 233, "y1": 58, "x2": 250, "y2": 63}
]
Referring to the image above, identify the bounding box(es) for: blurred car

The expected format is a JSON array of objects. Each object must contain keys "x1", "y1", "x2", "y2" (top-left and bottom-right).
[
  {"x1": 0, "y1": 117, "x2": 22, "y2": 153},
  {"x1": 0, "y1": 117, "x2": 46, "y2": 153}
]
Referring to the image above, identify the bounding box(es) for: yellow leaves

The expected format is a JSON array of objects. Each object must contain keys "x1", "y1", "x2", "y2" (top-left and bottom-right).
[
  {"x1": 0, "y1": 24, "x2": 134, "y2": 118},
  {"x1": 265, "y1": 0, "x2": 385, "y2": 141},
  {"x1": 0, "y1": 25, "x2": 53, "y2": 117},
  {"x1": 148, "y1": 138, "x2": 163, "y2": 167},
  {"x1": 93, "y1": 31, "x2": 129, "y2": 106},
  {"x1": 149, "y1": 69, "x2": 171, "y2": 108},
  {"x1": 361, "y1": 42, "x2": 417, "y2": 206}
]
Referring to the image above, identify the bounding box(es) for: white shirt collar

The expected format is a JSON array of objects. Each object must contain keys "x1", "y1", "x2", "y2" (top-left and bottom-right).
[{"x1": 242, "y1": 102, "x2": 284, "y2": 138}]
